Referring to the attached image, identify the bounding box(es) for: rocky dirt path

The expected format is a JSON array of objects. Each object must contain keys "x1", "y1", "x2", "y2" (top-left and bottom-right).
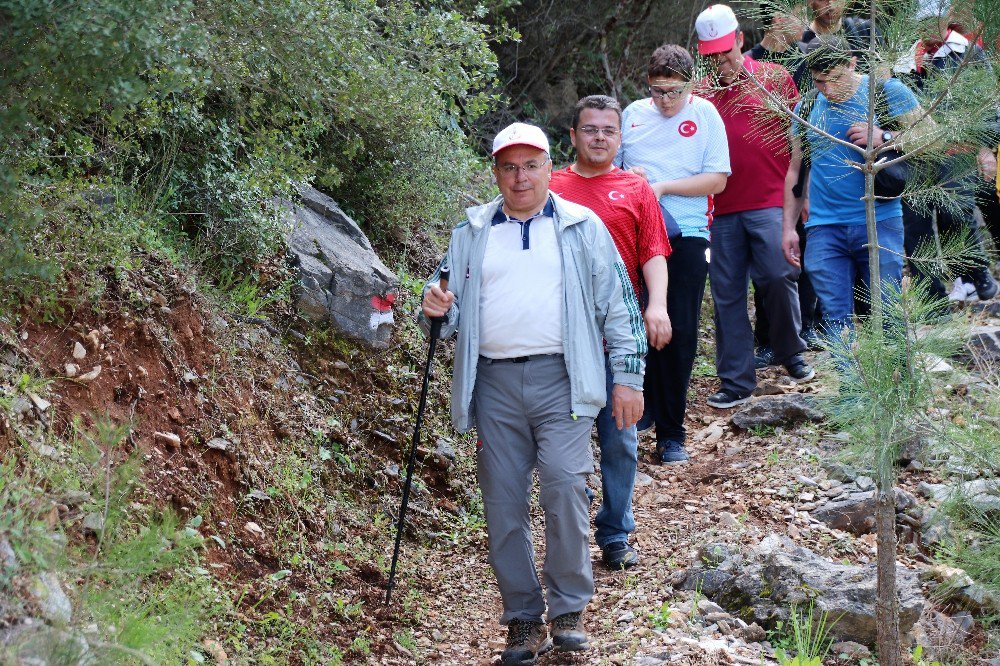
[{"x1": 380, "y1": 364, "x2": 859, "y2": 665}]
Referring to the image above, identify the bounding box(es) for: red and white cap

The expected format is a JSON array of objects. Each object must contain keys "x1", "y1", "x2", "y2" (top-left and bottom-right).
[
  {"x1": 695, "y1": 4, "x2": 740, "y2": 55},
  {"x1": 492, "y1": 122, "x2": 550, "y2": 156}
]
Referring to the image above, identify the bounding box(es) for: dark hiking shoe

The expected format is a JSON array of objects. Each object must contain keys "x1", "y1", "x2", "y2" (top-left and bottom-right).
[
  {"x1": 551, "y1": 611, "x2": 589, "y2": 652},
  {"x1": 972, "y1": 270, "x2": 999, "y2": 301},
  {"x1": 656, "y1": 439, "x2": 689, "y2": 464},
  {"x1": 501, "y1": 619, "x2": 551, "y2": 665},
  {"x1": 602, "y1": 541, "x2": 639, "y2": 570},
  {"x1": 801, "y1": 327, "x2": 824, "y2": 351},
  {"x1": 707, "y1": 389, "x2": 751, "y2": 409},
  {"x1": 754, "y1": 346, "x2": 776, "y2": 369},
  {"x1": 785, "y1": 357, "x2": 816, "y2": 382}
]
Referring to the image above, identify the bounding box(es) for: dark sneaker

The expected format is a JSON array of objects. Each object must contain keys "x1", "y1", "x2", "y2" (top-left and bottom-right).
[
  {"x1": 550, "y1": 611, "x2": 589, "y2": 653},
  {"x1": 656, "y1": 439, "x2": 689, "y2": 464},
  {"x1": 785, "y1": 358, "x2": 816, "y2": 382},
  {"x1": 501, "y1": 619, "x2": 552, "y2": 665},
  {"x1": 601, "y1": 541, "x2": 639, "y2": 570},
  {"x1": 707, "y1": 389, "x2": 751, "y2": 409},
  {"x1": 801, "y1": 327, "x2": 824, "y2": 351},
  {"x1": 754, "y1": 346, "x2": 776, "y2": 369},
  {"x1": 972, "y1": 270, "x2": 999, "y2": 301}
]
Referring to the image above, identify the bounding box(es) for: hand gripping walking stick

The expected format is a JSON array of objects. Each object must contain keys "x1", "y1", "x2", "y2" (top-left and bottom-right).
[{"x1": 385, "y1": 266, "x2": 449, "y2": 605}]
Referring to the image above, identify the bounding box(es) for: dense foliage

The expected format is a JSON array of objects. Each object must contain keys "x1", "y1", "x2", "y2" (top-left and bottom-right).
[{"x1": 0, "y1": 0, "x2": 500, "y2": 304}]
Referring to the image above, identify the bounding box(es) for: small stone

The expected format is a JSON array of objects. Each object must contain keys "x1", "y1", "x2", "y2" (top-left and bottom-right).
[
  {"x1": 31, "y1": 572, "x2": 73, "y2": 624},
  {"x1": 206, "y1": 438, "x2": 231, "y2": 451},
  {"x1": 19, "y1": 330, "x2": 28, "y2": 341},
  {"x1": 697, "y1": 599, "x2": 725, "y2": 615},
  {"x1": 82, "y1": 512, "x2": 104, "y2": 535},
  {"x1": 617, "y1": 610, "x2": 634, "y2": 623},
  {"x1": 154, "y1": 431, "x2": 181, "y2": 449},
  {"x1": 72, "y1": 341, "x2": 87, "y2": 360},
  {"x1": 27, "y1": 392, "x2": 51, "y2": 412},
  {"x1": 10, "y1": 395, "x2": 32, "y2": 416},
  {"x1": 244, "y1": 521, "x2": 264, "y2": 535},
  {"x1": 635, "y1": 471, "x2": 654, "y2": 487},
  {"x1": 168, "y1": 408, "x2": 183, "y2": 423},
  {"x1": 704, "y1": 611, "x2": 732, "y2": 623},
  {"x1": 718, "y1": 512, "x2": 740, "y2": 528},
  {"x1": 31, "y1": 442, "x2": 59, "y2": 458},
  {"x1": 799, "y1": 492, "x2": 816, "y2": 502},
  {"x1": 137, "y1": 365, "x2": 148, "y2": 378},
  {"x1": 182, "y1": 371, "x2": 199, "y2": 383},
  {"x1": 65, "y1": 363, "x2": 79, "y2": 377},
  {"x1": 831, "y1": 641, "x2": 871, "y2": 659},
  {"x1": 202, "y1": 639, "x2": 229, "y2": 665},
  {"x1": 78, "y1": 365, "x2": 102, "y2": 381},
  {"x1": 0, "y1": 536, "x2": 17, "y2": 569},
  {"x1": 855, "y1": 475, "x2": 875, "y2": 491},
  {"x1": 247, "y1": 489, "x2": 271, "y2": 501},
  {"x1": 738, "y1": 622, "x2": 766, "y2": 642}
]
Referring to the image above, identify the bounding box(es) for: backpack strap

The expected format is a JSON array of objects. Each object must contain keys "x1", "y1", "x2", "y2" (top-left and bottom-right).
[
  {"x1": 874, "y1": 79, "x2": 901, "y2": 132},
  {"x1": 797, "y1": 88, "x2": 820, "y2": 169}
]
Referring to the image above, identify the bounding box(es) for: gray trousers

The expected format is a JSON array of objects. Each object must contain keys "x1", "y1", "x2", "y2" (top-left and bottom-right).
[
  {"x1": 473, "y1": 354, "x2": 595, "y2": 625},
  {"x1": 710, "y1": 208, "x2": 805, "y2": 396}
]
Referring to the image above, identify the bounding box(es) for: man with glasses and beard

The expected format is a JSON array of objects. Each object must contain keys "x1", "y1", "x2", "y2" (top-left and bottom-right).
[
  {"x1": 616, "y1": 44, "x2": 730, "y2": 464},
  {"x1": 694, "y1": 4, "x2": 814, "y2": 411},
  {"x1": 549, "y1": 95, "x2": 672, "y2": 571},
  {"x1": 421, "y1": 122, "x2": 648, "y2": 665}
]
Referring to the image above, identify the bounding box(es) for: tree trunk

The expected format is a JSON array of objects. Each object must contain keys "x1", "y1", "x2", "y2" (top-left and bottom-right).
[{"x1": 875, "y1": 482, "x2": 903, "y2": 666}]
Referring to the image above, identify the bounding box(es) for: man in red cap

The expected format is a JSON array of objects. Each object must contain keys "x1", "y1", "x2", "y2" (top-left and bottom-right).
[{"x1": 694, "y1": 4, "x2": 814, "y2": 411}]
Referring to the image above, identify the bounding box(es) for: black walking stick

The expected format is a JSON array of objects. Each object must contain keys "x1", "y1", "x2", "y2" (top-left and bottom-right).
[{"x1": 385, "y1": 266, "x2": 449, "y2": 605}]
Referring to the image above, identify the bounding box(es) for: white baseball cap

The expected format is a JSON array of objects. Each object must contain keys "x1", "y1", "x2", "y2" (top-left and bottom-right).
[
  {"x1": 695, "y1": 4, "x2": 740, "y2": 55},
  {"x1": 492, "y1": 122, "x2": 550, "y2": 156}
]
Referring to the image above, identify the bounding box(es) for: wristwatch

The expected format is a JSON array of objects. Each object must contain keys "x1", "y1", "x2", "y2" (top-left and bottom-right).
[{"x1": 882, "y1": 130, "x2": 894, "y2": 144}]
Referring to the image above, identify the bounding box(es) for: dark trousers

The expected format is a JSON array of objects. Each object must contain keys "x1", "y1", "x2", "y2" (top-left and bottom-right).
[
  {"x1": 711, "y1": 208, "x2": 805, "y2": 396},
  {"x1": 903, "y1": 164, "x2": 994, "y2": 298},
  {"x1": 644, "y1": 236, "x2": 708, "y2": 443},
  {"x1": 755, "y1": 218, "x2": 819, "y2": 347}
]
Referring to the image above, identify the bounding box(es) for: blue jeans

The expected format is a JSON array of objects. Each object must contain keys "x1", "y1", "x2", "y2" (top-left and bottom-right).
[
  {"x1": 804, "y1": 218, "x2": 904, "y2": 337},
  {"x1": 594, "y1": 355, "x2": 638, "y2": 548}
]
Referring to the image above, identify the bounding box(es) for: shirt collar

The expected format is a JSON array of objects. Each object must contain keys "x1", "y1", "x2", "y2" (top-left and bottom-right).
[{"x1": 491, "y1": 198, "x2": 554, "y2": 225}]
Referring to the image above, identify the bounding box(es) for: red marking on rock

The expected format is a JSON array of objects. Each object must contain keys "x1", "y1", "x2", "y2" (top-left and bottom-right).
[{"x1": 371, "y1": 292, "x2": 396, "y2": 312}]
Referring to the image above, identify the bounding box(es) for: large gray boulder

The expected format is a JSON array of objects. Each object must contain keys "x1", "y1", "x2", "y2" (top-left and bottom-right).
[
  {"x1": 282, "y1": 187, "x2": 398, "y2": 348},
  {"x1": 713, "y1": 536, "x2": 924, "y2": 646}
]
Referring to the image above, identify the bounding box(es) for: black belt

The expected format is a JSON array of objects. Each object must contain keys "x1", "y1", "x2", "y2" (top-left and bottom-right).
[{"x1": 481, "y1": 353, "x2": 561, "y2": 365}]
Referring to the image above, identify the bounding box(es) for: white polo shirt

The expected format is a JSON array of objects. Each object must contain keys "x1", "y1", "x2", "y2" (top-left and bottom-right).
[
  {"x1": 479, "y1": 201, "x2": 563, "y2": 359},
  {"x1": 616, "y1": 95, "x2": 731, "y2": 239}
]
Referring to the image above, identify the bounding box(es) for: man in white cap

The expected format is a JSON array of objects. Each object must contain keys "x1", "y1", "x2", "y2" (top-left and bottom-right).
[
  {"x1": 421, "y1": 121, "x2": 648, "y2": 665},
  {"x1": 694, "y1": 4, "x2": 814, "y2": 411}
]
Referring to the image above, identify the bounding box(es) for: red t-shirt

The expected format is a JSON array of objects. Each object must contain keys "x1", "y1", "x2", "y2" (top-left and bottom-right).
[
  {"x1": 697, "y1": 56, "x2": 799, "y2": 216},
  {"x1": 550, "y1": 166, "x2": 671, "y2": 300}
]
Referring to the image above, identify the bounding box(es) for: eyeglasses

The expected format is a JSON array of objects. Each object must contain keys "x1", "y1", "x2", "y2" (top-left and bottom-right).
[
  {"x1": 577, "y1": 125, "x2": 620, "y2": 137},
  {"x1": 496, "y1": 158, "x2": 550, "y2": 176},
  {"x1": 649, "y1": 85, "x2": 688, "y2": 100}
]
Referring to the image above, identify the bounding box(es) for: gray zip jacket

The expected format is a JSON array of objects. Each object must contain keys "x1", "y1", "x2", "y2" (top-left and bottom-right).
[{"x1": 421, "y1": 192, "x2": 647, "y2": 433}]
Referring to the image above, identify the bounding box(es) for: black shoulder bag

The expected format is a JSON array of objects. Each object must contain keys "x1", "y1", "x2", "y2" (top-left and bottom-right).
[{"x1": 872, "y1": 80, "x2": 909, "y2": 199}]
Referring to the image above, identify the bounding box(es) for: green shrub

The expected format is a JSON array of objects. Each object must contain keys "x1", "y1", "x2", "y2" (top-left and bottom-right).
[{"x1": 1, "y1": 0, "x2": 501, "y2": 309}]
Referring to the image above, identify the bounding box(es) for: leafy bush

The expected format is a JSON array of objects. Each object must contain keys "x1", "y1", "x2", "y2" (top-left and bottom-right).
[{"x1": 1, "y1": 0, "x2": 500, "y2": 307}]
